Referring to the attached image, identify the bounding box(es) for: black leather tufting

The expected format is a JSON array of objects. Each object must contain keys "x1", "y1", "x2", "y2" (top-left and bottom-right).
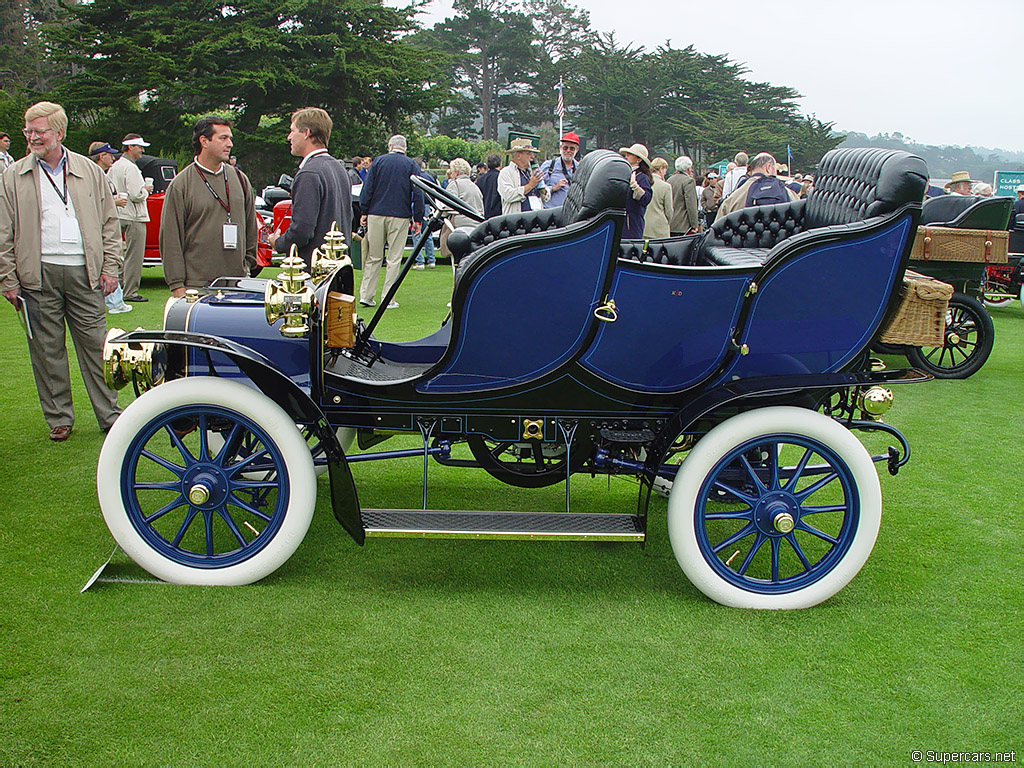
[
  {"x1": 804, "y1": 147, "x2": 928, "y2": 228},
  {"x1": 618, "y1": 237, "x2": 698, "y2": 266},
  {"x1": 448, "y1": 149, "x2": 630, "y2": 263},
  {"x1": 698, "y1": 147, "x2": 928, "y2": 266}
]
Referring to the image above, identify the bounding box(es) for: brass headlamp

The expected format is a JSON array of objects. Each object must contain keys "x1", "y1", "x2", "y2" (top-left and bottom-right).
[
  {"x1": 265, "y1": 245, "x2": 315, "y2": 338},
  {"x1": 102, "y1": 328, "x2": 166, "y2": 391},
  {"x1": 310, "y1": 221, "x2": 352, "y2": 282}
]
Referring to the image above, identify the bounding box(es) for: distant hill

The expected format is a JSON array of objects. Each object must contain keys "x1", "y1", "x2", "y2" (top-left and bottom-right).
[{"x1": 840, "y1": 132, "x2": 1024, "y2": 183}]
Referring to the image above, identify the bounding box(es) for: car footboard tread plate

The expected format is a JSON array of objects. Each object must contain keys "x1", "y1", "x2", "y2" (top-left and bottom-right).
[{"x1": 362, "y1": 510, "x2": 645, "y2": 541}]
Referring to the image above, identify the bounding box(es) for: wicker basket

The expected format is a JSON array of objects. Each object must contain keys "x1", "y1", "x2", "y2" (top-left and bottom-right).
[
  {"x1": 877, "y1": 271, "x2": 953, "y2": 347},
  {"x1": 911, "y1": 226, "x2": 1008, "y2": 264}
]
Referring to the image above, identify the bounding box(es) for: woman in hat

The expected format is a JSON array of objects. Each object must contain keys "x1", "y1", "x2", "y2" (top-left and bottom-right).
[{"x1": 619, "y1": 143, "x2": 653, "y2": 239}]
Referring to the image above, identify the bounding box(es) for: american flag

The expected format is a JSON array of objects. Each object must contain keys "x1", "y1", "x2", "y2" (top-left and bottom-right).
[{"x1": 555, "y1": 79, "x2": 564, "y2": 119}]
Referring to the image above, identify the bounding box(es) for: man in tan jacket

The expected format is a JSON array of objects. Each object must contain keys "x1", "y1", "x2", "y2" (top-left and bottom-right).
[{"x1": 0, "y1": 101, "x2": 122, "y2": 441}]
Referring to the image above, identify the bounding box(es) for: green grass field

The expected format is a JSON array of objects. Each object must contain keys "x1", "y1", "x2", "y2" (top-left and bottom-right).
[{"x1": 1, "y1": 263, "x2": 1021, "y2": 765}]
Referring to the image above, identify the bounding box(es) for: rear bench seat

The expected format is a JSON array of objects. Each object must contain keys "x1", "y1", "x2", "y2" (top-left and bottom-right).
[{"x1": 696, "y1": 147, "x2": 929, "y2": 267}]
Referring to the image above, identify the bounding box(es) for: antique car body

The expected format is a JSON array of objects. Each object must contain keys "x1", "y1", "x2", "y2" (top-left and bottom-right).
[{"x1": 98, "y1": 147, "x2": 932, "y2": 609}]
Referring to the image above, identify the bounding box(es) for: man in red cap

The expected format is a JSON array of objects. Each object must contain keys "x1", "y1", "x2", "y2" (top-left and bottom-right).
[{"x1": 540, "y1": 131, "x2": 580, "y2": 208}]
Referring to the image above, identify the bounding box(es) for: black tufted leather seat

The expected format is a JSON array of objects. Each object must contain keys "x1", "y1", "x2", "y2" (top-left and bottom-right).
[
  {"x1": 920, "y1": 195, "x2": 1011, "y2": 229},
  {"x1": 698, "y1": 147, "x2": 928, "y2": 266},
  {"x1": 618, "y1": 237, "x2": 698, "y2": 266},
  {"x1": 447, "y1": 149, "x2": 630, "y2": 263}
]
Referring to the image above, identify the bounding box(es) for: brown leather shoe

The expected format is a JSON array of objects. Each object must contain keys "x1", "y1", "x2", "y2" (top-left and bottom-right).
[{"x1": 49, "y1": 425, "x2": 72, "y2": 442}]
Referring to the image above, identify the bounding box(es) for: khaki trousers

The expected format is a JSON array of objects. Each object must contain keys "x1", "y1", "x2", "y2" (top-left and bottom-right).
[
  {"x1": 119, "y1": 219, "x2": 147, "y2": 297},
  {"x1": 359, "y1": 215, "x2": 409, "y2": 304},
  {"x1": 21, "y1": 262, "x2": 121, "y2": 431}
]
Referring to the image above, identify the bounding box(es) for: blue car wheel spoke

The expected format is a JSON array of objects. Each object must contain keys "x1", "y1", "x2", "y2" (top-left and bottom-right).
[
  {"x1": 711, "y1": 479, "x2": 758, "y2": 506},
  {"x1": 164, "y1": 424, "x2": 197, "y2": 465},
  {"x1": 711, "y1": 522, "x2": 756, "y2": 555},
  {"x1": 139, "y1": 448, "x2": 186, "y2": 477},
  {"x1": 795, "y1": 519, "x2": 840, "y2": 546},
  {"x1": 170, "y1": 506, "x2": 201, "y2": 547},
  {"x1": 785, "y1": 447, "x2": 814, "y2": 490},
  {"x1": 736, "y1": 533, "x2": 766, "y2": 576},
  {"x1": 143, "y1": 496, "x2": 188, "y2": 525},
  {"x1": 227, "y1": 493, "x2": 274, "y2": 523},
  {"x1": 214, "y1": 508, "x2": 250, "y2": 547},
  {"x1": 794, "y1": 471, "x2": 839, "y2": 503},
  {"x1": 784, "y1": 532, "x2": 814, "y2": 570}
]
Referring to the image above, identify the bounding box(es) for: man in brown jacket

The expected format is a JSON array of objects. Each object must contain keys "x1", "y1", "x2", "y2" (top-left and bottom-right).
[
  {"x1": 0, "y1": 101, "x2": 122, "y2": 440},
  {"x1": 159, "y1": 115, "x2": 257, "y2": 297}
]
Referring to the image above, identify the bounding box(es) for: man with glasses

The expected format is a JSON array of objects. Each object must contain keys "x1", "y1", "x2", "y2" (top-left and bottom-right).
[
  {"x1": 0, "y1": 101, "x2": 123, "y2": 441},
  {"x1": 540, "y1": 131, "x2": 580, "y2": 208}
]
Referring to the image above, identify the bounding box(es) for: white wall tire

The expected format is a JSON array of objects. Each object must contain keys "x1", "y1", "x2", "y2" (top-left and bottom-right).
[
  {"x1": 668, "y1": 406, "x2": 881, "y2": 609},
  {"x1": 97, "y1": 377, "x2": 316, "y2": 585}
]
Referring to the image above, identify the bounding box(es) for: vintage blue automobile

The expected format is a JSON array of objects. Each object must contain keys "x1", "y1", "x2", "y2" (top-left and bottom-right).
[{"x1": 98, "y1": 147, "x2": 932, "y2": 609}]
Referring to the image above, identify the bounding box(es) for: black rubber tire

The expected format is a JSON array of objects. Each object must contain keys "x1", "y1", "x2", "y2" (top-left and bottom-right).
[{"x1": 906, "y1": 292, "x2": 994, "y2": 379}]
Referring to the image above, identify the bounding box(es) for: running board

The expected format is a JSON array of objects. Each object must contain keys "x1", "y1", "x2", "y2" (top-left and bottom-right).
[{"x1": 362, "y1": 510, "x2": 645, "y2": 542}]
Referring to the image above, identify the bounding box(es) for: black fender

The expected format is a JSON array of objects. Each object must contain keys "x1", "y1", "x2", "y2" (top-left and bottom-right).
[
  {"x1": 114, "y1": 330, "x2": 365, "y2": 545},
  {"x1": 642, "y1": 367, "x2": 931, "y2": 481}
]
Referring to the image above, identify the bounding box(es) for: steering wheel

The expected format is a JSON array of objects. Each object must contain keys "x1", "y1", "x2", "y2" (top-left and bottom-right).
[{"x1": 411, "y1": 174, "x2": 485, "y2": 223}]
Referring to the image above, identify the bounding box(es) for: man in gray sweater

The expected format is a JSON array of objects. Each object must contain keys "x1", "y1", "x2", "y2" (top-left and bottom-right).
[
  {"x1": 268, "y1": 107, "x2": 351, "y2": 267},
  {"x1": 159, "y1": 115, "x2": 257, "y2": 297}
]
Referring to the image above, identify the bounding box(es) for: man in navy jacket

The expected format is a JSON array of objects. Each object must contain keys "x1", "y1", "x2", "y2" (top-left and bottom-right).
[
  {"x1": 269, "y1": 107, "x2": 352, "y2": 267},
  {"x1": 357, "y1": 134, "x2": 424, "y2": 309}
]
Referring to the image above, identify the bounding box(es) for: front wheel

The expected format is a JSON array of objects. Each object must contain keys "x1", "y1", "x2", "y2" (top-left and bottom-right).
[
  {"x1": 668, "y1": 407, "x2": 881, "y2": 609},
  {"x1": 906, "y1": 292, "x2": 994, "y2": 379},
  {"x1": 97, "y1": 378, "x2": 317, "y2": 585}
]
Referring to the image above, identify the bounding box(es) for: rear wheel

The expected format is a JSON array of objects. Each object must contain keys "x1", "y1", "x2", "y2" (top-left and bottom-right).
[
  {"x1": 906, "y1": 292, "x2": 994, "y2": 379},
  {"x1": 668, "y1": 407, "x2": 881, "y2": 609},
  {"x1": 98, "y1": 378, "x2": 316, "y2": 585},
  {"x1": 468, "y1": 435, "x2": 590, "y2": 488}
]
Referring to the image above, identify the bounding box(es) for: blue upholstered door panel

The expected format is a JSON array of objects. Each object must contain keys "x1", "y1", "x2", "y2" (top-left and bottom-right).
[
  {"x1": 418, "y1": 220, "x2": 616, "y2": 393},
  {"x1": 580, "y1": 264, "x2": 750, "y2": 392},
  {"x1": 714, "y1": 215, "x2": 913, "y2": 381}
]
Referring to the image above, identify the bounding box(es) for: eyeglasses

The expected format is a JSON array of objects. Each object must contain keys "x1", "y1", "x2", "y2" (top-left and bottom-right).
[{"x1": 22, "y1": 127, "x2": 54, "y2": 139}]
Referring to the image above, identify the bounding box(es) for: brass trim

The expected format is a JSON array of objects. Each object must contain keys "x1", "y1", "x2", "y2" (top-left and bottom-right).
[
  {"x1": 365, "y1": 528, "x2": 645, "y2": 542},
  {"x1": 594, "y1": 298, "x2": 618, "y2": 322},
  {"x1": 522, "y1": 418, "x2": 544, "y2": 440}
]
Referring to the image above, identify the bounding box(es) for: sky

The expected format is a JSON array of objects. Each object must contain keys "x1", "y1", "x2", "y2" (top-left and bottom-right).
[{"x1": 409, "y1": 0, "x2": 1024, "y2": 152}]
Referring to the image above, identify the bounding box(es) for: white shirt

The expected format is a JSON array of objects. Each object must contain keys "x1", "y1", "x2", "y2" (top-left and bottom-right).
[
  {"x1": 298, "y1": 147, "x2": 329, "y2": 170},
  {"x1": 38, "y1": 151, "x2": 85, "y2": 264}
]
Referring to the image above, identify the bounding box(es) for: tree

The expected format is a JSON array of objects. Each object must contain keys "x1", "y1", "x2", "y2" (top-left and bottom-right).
[
  {"x1": 426, "y1": 0, "x2": 538, "y2": 141},
  {"x1": 46, "y1": 0, "x2": 446, "y2": 181}
]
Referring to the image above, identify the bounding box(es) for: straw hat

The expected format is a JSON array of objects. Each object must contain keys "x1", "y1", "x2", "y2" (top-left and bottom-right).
[
  {"x1": 508, "y1": 138, "x2": 539, "y2": 154},
  {"x1": 944, "y1": 170, "x2": 976, "y2": 190},
  {"x1": 619, "y1": 143, "x2": 652, "y2": 168}
]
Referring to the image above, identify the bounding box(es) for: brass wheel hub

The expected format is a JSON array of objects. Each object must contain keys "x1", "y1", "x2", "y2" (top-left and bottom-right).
[
  {"x1": 188, "y1": 484, "x2": 211, "y2": 505},
  {"x1": 772, "y1": 512, "x2": 795, "y2": 534}
]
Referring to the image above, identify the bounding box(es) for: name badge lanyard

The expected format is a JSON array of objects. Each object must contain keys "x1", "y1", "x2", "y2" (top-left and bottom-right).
[
  {"x1": 40, "y1": 157, "x2": 70, "y2": 213},
  {"x1": 195, "y1": 164, "x2": 232, "y2": 222}
]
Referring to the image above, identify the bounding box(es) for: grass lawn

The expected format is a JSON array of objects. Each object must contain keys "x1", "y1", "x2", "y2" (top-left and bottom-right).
[{"x1": 1, "y1": 263, "x2": 1021, "y2": 765}]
